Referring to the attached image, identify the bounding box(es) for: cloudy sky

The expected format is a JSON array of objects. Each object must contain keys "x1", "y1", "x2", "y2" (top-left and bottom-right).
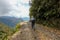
[{"x1": 0, "y1": 0, "x2": 30, "y2": 18}]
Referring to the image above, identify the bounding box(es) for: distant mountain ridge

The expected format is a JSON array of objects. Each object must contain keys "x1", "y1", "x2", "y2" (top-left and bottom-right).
[
  {"x1": 0, "y1": 16, "x2": 23, "y2": 27},
  {"x1": 22, "y1": 17, "x2": 30, "y2": 21}
]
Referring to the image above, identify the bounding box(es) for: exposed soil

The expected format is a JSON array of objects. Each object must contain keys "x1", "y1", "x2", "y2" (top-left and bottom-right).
[{"x1": 9, "y1": 22, "x2": 60, "y2": 40}]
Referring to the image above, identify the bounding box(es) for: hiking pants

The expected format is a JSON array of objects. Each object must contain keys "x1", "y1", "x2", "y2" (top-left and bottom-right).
[{"x1": 31, "y1": 20, "x2": 35, "y2": 29}]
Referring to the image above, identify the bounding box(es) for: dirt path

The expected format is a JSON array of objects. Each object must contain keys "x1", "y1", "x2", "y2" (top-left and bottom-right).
[
  {"x1": 34, "y1": 24, "x2": 60, "y2": 40},
  {"x1": 9, "y1": 22, "x2": 37, "y2": 40},
  {"x1": 9, "y1": 22, "x2": 60, "y2": 40}
]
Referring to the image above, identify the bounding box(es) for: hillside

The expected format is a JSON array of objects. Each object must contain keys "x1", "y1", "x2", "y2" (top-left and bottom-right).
[
  {"x1": 0, "y1": 23, "x2": 17, "y2": 40},
  {"x1": 0, "y1": 16, "x2": 23, "y2": 27}
]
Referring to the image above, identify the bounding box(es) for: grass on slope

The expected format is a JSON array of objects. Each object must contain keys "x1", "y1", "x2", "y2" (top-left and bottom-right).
[{"x1": 0, "y1": 23, "x2": 21, "y2": 40}]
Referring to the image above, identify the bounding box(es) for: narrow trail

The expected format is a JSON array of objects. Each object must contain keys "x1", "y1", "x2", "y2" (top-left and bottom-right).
[
  {"x1": 34, "y1": 24, "x2": 60, "y2": 40},
  {"x1": 9, "y1": 22, "x2": 60, "y2": 40},
  {"x1": 9, "y1": 22, "x2": 38, "y2": 40}
]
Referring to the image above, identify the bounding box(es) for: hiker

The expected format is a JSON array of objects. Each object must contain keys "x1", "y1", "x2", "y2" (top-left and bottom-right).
[{"x1": 30, "y1": 16, "x2": 35, "y2": 29}]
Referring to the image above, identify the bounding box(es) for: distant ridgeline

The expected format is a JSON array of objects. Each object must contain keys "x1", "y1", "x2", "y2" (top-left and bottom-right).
[
  {"x1": 0, "y1": 16, "x2": 23, "y2": 27},
  {"x1": 30, "y1": 0, "x2": 60, "y2": 29},
  {"x1": 22, "y1": 17, "x2": 30, "y2": 21}
]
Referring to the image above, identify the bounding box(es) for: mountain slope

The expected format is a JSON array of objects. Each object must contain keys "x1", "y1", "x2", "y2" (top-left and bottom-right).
[
  {"x1": 0, "y1": 23, "x2": 14, "y2": 40},
  {"x1": 0, "y1": 16, "x2": 23, "y2": 27}
]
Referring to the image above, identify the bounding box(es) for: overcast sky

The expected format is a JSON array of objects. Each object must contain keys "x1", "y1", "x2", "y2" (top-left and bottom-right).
[{"x1": 0, "y1": 0, "x2": 30, "y2": 18}]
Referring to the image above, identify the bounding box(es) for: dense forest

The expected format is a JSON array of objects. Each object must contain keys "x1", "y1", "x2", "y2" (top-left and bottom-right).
[
  {"x1": 29, "y1": 0, "x2": 60, "y2": 29},
  {"x1": 0, "y1": 23, "x2": 21, "y2": 40}
]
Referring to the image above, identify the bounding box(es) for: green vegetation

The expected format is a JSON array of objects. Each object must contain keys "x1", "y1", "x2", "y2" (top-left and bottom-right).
[
  {"x1": 0, "y1": 23, "x2": 21, "y2": 40},
  {"x1": 15, "y1": 23, "x2": 21, "y2": 31},
  {"x1": 29, "y1": 0, "x2": 60, "y2": 29}
]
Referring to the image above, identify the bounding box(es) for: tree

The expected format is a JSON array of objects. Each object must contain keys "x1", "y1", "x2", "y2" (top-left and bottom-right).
[{"x1": 29, "y1": 0, "x2": 60, "y2": 28}]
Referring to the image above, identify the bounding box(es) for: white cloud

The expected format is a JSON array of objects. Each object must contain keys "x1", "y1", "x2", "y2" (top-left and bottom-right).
[
  {"x1": 0, "y1": 0, "x2": 12, "y2": 15},
  {"x1": 0, "y1": 0, "x2": 30, "y2": 18},
  {"x1": 10, "y1": 4, "x2": 29, "y2": 17},
  {"x1": 19, "y1": 0, "x2": 29, "y2": 4},
  {"x1": 10, "y1": 0, "x2": 30, "y2": 17},
  {"x1": 8, "y1": 0, "x2": 17, "y2": 5}
]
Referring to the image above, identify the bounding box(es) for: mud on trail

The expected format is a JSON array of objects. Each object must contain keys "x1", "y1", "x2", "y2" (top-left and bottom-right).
[{"x1": 9, "y1": 22, "x2": 60, "y2": 40}]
